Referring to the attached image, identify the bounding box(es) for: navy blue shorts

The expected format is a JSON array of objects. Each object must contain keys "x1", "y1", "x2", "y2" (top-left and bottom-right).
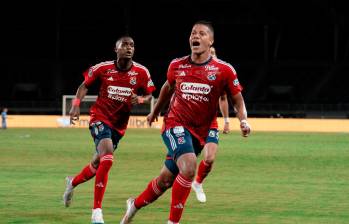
[
  {"x1": 89, "y1": 121, "x2": 122, "y2": 153},
  {"x1": 162, "y1": 126, "x2": 219, "y2": 176}
]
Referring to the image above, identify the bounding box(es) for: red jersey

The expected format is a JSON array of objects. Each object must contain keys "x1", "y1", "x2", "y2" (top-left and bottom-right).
[
  {"x1": 163, "y1": 56, "x2": 242, "y2": 145},
  {"x1": 83, "y1": 60, "x2": 155, "y2": 135}
]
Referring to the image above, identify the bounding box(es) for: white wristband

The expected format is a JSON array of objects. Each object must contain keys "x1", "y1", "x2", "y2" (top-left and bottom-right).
[{"x1": 224, "y1": 117, "x2": 230, "y2": 123}]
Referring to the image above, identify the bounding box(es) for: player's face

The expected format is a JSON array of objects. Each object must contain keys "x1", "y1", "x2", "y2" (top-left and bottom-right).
[
  {"x1": 115, "y1": 37, "x2": 135, "y2": 59},
  {"x1": 189, "y1": 24, "x2": 213, "y2": 55}
]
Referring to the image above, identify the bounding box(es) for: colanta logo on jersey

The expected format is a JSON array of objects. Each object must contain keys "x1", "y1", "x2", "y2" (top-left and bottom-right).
[
  {"x1": 180, "y1": 82, "x2": 211, "y2": 94},
  {"x1": 107, "y1": 86, "x2": 132, "y2": 96},
  {"x1": 107, "y1": 86, "x2": 132, "y2": 102}
]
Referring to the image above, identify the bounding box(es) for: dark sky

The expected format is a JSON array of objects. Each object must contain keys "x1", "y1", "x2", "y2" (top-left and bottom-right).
[{"x1": 1, "y1": 0, "x2": 349, "y2": 105}]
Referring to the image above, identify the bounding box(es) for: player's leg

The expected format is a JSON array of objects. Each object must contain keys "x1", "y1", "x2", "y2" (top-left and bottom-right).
[
  {"x1": 164, "y1": 127, "x2": 197, "y2": 223},
  {"x1": 63, "y1": 129, "x2": 101, "y2": 208},
  {"x1": 72, "y1": 154, "x2": 99, "y2": 187},
  {"x1": 63, "y1": 154, "x2": 98, "y2": 207},
  {"x1": 192, "y1": 129, "x2": 219, "y2": 203},
  {"x1": 91, "y1": 121, "x2": 122, "y2": 224},
  {"x1": 120, "y1": 163, "x2": 176, "y2": 224}
]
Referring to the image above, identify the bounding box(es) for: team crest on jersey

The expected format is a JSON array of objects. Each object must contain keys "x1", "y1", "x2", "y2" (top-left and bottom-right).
[
  {"x1": 233, "y1": 79, "x2": 240, "y2": 86},
  {"x1": 207, "y1": 73, "x2": 216, "y2": 81},
  {"x1": 88, "y1": 68, "x2": 93, "y2": 77},
  {"x1": 130, "y1": 77, "x2": 137, "y2": 85}
]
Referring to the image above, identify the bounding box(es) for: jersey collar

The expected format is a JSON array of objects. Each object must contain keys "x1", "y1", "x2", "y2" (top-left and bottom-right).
[
  {"x1": 189, "y1": 55, "x2": 212, "y2": 66},
  {"x1": 114, "y1": 60, "x2": 133, "y2": 73}
]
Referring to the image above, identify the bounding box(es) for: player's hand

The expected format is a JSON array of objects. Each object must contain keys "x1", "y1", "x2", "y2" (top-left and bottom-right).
[
  {"x1": 69, "y1": 106, "x2": 80, "y2": 125},
  {"x1": 223, "y1": 122, "x2": 230, "y2": 134},
  {"x1": 131, "y1": 93, "x2": 139, "y2": 105},
  {"x1": 146, "y1": 112, "x2": 158, "y2": 126},
  {"x1": 240, "y1": 119, "x2": 251, "y2": 137},
  {"x1": 131, "y1": 92, "x2": 145, "y2": 105}
]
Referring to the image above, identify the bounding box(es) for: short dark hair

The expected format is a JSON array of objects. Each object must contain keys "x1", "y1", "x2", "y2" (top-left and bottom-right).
[
  {"x1": 115, "y1": 35, "x2": 133, "y2": 48},
  {"x1": 193, "y1": 20, "x2": 214, "y2": 37}
]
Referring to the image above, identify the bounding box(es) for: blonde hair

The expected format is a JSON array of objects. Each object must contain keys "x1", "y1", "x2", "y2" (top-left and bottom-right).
[{"x1": 210, "y1": 47, "x2": 217, "y2": 58}]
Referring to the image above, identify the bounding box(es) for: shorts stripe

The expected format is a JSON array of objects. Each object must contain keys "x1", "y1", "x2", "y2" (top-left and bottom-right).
[{"x1": 166, "y1": 129, "x2": 177, "y2": 151}]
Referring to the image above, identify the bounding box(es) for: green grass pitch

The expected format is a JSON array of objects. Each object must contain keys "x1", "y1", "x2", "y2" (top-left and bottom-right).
[{"x1": 0, "y1": 128, "x2": 348, "y2": 223}]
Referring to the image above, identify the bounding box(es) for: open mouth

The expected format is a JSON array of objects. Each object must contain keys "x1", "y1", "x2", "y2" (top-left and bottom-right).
[{"x1": 192, "y1": 41, "x2": 200, "y2": 47}]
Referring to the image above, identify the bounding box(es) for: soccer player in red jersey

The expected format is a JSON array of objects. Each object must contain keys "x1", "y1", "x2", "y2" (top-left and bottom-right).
[
  {"x1": 62, "y1": 36, "x2": 155, "y2": 224},
  {"x1": 120, "y1": 21, "x2": 251, "y2": 224},
  {"x1": 191, "y1": 46, "x2": 231, "y2": 203}
]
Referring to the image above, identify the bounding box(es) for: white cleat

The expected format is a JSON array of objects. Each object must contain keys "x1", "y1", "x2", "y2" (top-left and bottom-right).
[
  {"x1": 167, "y1": 221, "x2": 180, "y2": 224},
  {"x1": 63, "y1": 176, "x2": 74, "y2": 207},
  {"x1": 191, "y1": 181, "x2": 206, "y2": 203},
  {"x1": 120, "y1": 198, "x2": 138, "y2": 224},
  {"x1": 91, "y1": 208, "x2": 104, "y2": 224}
]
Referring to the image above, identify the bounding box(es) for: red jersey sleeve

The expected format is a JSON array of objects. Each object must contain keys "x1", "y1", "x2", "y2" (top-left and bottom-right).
[
  {"x1": 224, "y1": 64, "x2": 243, "y2": 96},
  {"x1": 83, "y1": 64, "x2": 104, "y2": 87},
  {"x1": 166, "y1": 62, "x2": 176, "y2": 86},
  {"x1": 142, "y1": 68, "x2": 156, "y2": 94}
]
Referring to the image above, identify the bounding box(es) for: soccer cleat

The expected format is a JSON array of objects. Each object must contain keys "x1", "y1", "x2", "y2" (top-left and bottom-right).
[
  {"x1": 167, "y1": 221, "x2": 179, "y2": 224},
  {"x1": 120, "y1": 198, "x2": 138, "y2": 224},
  {"x1": 91, "y1": 208, "x2": 104, "y2": 224},
  {"x1": 63, "y1": 176, "x2": 74, "y2": 207},
  {"x1": 191, "y1": 181, "x2": 206, "y2": 203}
]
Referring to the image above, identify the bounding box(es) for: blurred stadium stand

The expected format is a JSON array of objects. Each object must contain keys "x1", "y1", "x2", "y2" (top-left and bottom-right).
[{"x1": 1, "y1": 0, "x2": 348, "y2": 118}]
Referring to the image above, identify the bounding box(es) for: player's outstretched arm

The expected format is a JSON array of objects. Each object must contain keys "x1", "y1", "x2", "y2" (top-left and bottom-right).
[
  {"x1": 231, "y1": 92, "x2": 251, "y2": 137},
  {"x1": 69, "y1": 82, "x2": 88, "y2": 125},
  {"x1": 147, "y1": 81, "x2": 174, "y2": 126}
]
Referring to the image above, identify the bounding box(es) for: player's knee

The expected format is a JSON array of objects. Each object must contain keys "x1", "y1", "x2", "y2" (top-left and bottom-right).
[
  {"x1": 91, "y1": 160, "x2": 99, "y2": 168},
  {"x1": 180, "y1": 166, "x2": 196, "y2": 180},
  {"x1": 157, "y1": 176, "x2": 174, "y2": 190},
  {"x1": 163, "y1": 180, "x2": 174, "y2": 189},
  {"x1": 204, "y1": 157, "x2": 215, "y2": 165}
]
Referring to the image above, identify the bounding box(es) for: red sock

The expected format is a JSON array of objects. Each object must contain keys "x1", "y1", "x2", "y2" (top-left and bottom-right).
[
  {"x1": 134, "y1": 177, "x2": 164, "y2": 208},
  {"x1": 195, "y1": 160, "x2": 212, "y2": 184},
  {"x1": 169, "y1": 174, "x2": 192, "y2": 223},
  {"x1": 72, "y1": 163, "x2": 97, "y2": 187},
  {"x1": 93, "y1": 154, "x2": 113, "y2": 209}
]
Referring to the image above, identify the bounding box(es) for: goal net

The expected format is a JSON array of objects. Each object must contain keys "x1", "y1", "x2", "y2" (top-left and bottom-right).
[{"x1": 62, "y1": 95, "x2": 156, "y2": 116}]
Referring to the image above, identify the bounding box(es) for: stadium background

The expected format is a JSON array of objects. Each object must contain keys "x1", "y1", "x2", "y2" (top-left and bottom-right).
[
  {"x1": 1, "y1": 2, "x2": 349, "y2": 224},
  {"x1": 1, "y1": 0, "x2": 349, "y2": 118}
]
